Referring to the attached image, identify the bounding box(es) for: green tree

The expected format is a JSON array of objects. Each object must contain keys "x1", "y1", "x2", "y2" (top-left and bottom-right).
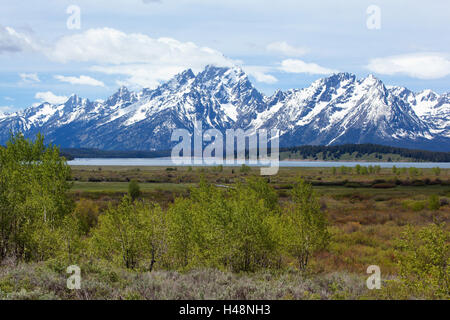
[
  {"x1": 409, "y1": 167, "x2": 418, "y2": 177},
  {"x1": 73, "y1": 199, "x2": 99, "y2": 235},
  {"x1": 91, "y1": 196, "x2": 166, "y2": 270},
  {"x1": 128, "y1": 179, "x2": 141, "y2": 201},
  {"x1": 167, "y1": 197, "x2": 196, "y2": 269},
  {"x1": 276, "y1": 179, "x2": 330, "y2": 270},
  {"x1": 392, "y1": 165, "x2": 397, "y2": 175},
  {"x1": 428, "y1": 195, "x2": 440, "y2": 211},
  {"x1": 395, "y1": 224, "x2": 449, "y2": 299},
  {"x1": 0, "y1": 133, "x2": 73, "y2": 262},
  {"x1": 166, "y1": 178, "x2": 278, "y2": 272},
  {"x1": 432, "y1": 167, "x2": 441, "y2": 176}
]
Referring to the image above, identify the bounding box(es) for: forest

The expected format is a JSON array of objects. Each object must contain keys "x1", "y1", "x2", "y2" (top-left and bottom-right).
[{"x1": 281, "y1": 143, "x2": 450, "y2": 162}]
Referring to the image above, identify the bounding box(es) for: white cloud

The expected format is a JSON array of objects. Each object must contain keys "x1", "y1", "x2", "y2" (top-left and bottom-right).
[
  {"x1": 243, "y1": 66, "x2": 278, "y2": 84},
  {"x1": 0, "y1": 105, "x2": 13, "y2": 114},
  {"x1": 279, "y1": 59, "x2": 338, "y2": 75},
  {"x1": 366, "y1": 53, "x2": 450, "y2": 79},
  {"x1": 19, "y1": 73, "x2": 40, "y2": 83},
  {"x1": 91, "y1": 64, "x2": 185, "y2": 89},
  {"x1": 46, "y1": 28, "x2": 236, "y2": 88},
  {"x1": 34, "y1": 91, "x2": 68, "y2": 105},
  {"x1": 266, "y1": 41, "x2": 308, "y2": 57},
  {"x1": 0, "y1": 25, "x2": 39, "y2": 53},
  {"x1": 54, "y1": 75, "x2": 105, "y2": 87}
]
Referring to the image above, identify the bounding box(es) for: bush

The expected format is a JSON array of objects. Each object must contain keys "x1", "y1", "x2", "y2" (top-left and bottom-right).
[
  {"x1": 73, "y1": 199, "x2": 99, "y2": 235},
  {"x1": 395, "y1": 224, "x2": 449, "y2": 299},
  {"x1": 91, "y1": 197, "x2": 166, "y2": 270},
  {"x1": 431, "y1": 167, "x2": 441, "y2": 176},
  {"x1": 274, "y1": 179, "x2": 330, "y2": 271},
  {"x1": 428, "y1": 195, "x2": 440, "y2": 211},
  {"x1": 239, "y1": 164, "x2": 251, "y2": 173},
  {"x1": 128, "y1": 180, "x2": 141, "y2": 200}
]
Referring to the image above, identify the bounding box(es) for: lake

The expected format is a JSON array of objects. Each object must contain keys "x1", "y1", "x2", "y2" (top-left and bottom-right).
[{"x1": 68, "y1": 158, "x2": 450, "y2": 168}]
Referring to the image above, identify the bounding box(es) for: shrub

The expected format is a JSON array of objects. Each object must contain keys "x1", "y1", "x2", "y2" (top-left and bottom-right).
[
  {"x1": 128, "y1": 180, "x2": 141, "y2": 201},
  {"x1": 431, "y1": 167, "x2": 441, "y2": 176},
  {"x1": 395, "y1": 224, "x2": 449, "y2": 299},
  {"x1": 428, "y1": 195, "x2": 440, "y2": 211},
  {"x1": 73, "y1": 199, "x2": 99, "y2": 235},
  {"x1": 275, "y1": 179, "x2": 330, "y2": 271},
  {"x1": 91, "y1": 196, "x2": 166, "y2": 270}
]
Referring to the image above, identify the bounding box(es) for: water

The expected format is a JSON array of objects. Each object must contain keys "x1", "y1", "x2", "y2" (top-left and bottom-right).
[{"x1": 68, "y1": 158, "x2": 450, "y2": 168}]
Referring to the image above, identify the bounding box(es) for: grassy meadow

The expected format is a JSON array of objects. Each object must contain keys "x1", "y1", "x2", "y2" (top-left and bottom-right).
[
  {"x1": 0, "y1": 137, "x2": 448, "y2": 300},
  {"x1": 68, "y1": 165, "x2": 450, "y2": 277}
]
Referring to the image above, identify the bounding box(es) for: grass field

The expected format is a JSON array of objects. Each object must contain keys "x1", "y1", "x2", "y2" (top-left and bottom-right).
[
  {"x1": 1, "y1": 164, "x2": 447, "y2": 300},
  {"x1": 68, "y1": 165, "x2": 450, "y2": 277}
]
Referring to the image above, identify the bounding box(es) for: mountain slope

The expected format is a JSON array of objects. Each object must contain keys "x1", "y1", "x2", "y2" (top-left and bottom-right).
[{"x1": 0, "y1": 66, "x2": 448, "y2": 151}]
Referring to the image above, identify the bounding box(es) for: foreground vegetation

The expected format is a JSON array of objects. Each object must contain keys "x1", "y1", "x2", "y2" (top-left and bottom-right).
[{"x1": 0, "y1": 134, "x2": 449, "y2": 300}]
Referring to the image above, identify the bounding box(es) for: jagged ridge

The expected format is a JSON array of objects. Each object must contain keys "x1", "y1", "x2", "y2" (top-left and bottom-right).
[{"x1": 0, "y1": 65, "x2": 448, "y2": 151}]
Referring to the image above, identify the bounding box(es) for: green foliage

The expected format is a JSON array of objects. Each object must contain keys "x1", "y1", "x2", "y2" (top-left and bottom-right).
[
  {"x1": 339, "y1": 166, "x2": 351, "y2": 175},
  {"x1": 91, "y1": 196, "x2": 166, "y2": 270},
  {"x1": 395, "y1": 224, "x2": 449, "y2": 299},
  {"x1": 428, "y1": 195, "x2": 440, "y2": 211},
  {"x1": 409, "y1": 167, "x2": 419, "y2": 177},
  {"x1": 0, "y1": 133, "x2": 73, "y2": 262},
  {"x1": 432, "y1": 167, "x2": 441, "y2": 176},
  {"x1": 360, "y1": 166, "x2": 368, "y2": 175},
  {"x1": 239, "y1": 164, "x2": 251, "y2": 173},
  {"x1": 128, "y1": 179, "x2": 141, "y2": 200},
  {"x1": 166, "y1": 178, "x2": 278, "y2": 272},
  {"x1": 275, "y1": 179, "x2": 330, "y2": 271},
  {"x1": 402, "y1": 200, "x2": 426, "y2": 212},
  {"x1": 73, "y1": 199, "x2": 99, "y2": 235},
  {"x1": 282, "y1": 143, "x2": 450, "y2": 162}
]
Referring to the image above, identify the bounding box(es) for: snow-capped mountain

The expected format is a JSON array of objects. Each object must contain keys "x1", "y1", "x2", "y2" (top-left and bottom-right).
[{"x1": 0, "y1": 65, "x2": 449, "y2": 151}]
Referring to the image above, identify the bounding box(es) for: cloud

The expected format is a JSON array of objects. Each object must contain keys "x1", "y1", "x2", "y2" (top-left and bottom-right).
[
  {"x1": 54, "y1": 75, "x2": 105, "y2": 87},
  {"x1": 34, "y1": 91, "x2": 68, "y2": 105},
  {"x1": 0, "y1": 106, "x2": 13, "y2": 114},
  {"x1": 19, "y1": 73, "x2": 40, "y2": 83},
  {"x1": 0, "y1": 25, "x2": 38, "y2": 53},
  {"x1": 279, "y1": 59, "x2": 338, "y2": 75},
  {"x1": 366, "y1": 53, "x2": 450, "y2": 79},
  {"x1": 266, "y1": 41, "x2": 308, "y2": 57},
  {"x1": 46, "y1": 28, "x2": 236, "y2": 88},
  {"x1": 243, "y1": 66, "x2": 278, "y2": 84}
]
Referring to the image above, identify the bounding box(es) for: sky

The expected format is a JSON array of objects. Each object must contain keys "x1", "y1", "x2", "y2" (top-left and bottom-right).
[{"x1": 0, "y1": 0, "x2": 449, "y2": 112}]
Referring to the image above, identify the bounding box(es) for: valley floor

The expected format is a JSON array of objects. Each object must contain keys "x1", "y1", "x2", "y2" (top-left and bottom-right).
[{"x1": 1, "y1": 165, "x2": 449, "y2": 300}]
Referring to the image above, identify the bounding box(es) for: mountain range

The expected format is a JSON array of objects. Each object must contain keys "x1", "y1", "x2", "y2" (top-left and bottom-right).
[{"x1": 0, "y1": 65, "x2": 449, "y2": 151}]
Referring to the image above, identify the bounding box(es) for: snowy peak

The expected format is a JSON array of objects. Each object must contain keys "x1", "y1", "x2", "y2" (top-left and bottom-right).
[
  {"x1": 105, "y1": 86, "x2": 138, "y2": 109},
  {"x1": 0, "y1": 65, "x2": 448, "y2": 151}
]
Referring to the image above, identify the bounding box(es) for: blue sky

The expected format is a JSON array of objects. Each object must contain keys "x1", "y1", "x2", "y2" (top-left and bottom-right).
[{"x1": 1, "y1": 0, "x2": 449, "y2": 112}]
